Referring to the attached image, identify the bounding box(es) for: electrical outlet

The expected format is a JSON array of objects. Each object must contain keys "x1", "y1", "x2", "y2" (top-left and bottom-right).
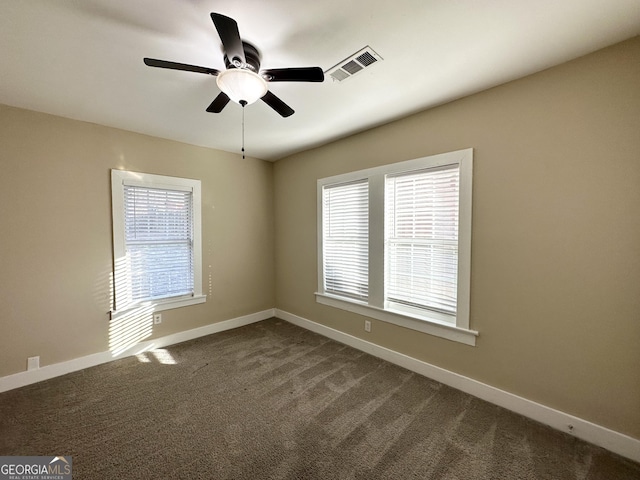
[
  {"x1": 27, "y1": 356, "x2": 40, "y2": 371},
  {"x1": 364, "y1": 320, "x2": 371, "y2": 332},
  {"x1": 153, "y1": 313, "x2": 162, "y2": 325}
]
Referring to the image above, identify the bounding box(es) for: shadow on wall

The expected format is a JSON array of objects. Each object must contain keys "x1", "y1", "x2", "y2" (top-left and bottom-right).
[
  {"x1": 108, "y1": 255, "x2": 154, "y2": 356},
  {"x1": 107, "y1": 256, "x2": 178, "y2": 364},
  {"x1": 109, "y1": 304, "x2": 154, "y2": 356},
  {"x1": 103, "y1": 231, "x2": 180, "y2": 365}
]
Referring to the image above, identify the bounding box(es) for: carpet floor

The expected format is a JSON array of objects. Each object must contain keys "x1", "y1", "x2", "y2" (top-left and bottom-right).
[{"x1": 1, "y1": 318, "x2": 638, "y2": 479}]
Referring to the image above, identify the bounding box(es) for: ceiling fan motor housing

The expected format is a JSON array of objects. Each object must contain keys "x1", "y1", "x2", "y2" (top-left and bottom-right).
[{"x1": 224, "y1": 42, "x2": 261, "y2": 73}]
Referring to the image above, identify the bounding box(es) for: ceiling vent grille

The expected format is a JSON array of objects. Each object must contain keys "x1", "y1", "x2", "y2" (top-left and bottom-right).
[{"x1": 326, "y1": 46, "x2": 382, "y2": 82}]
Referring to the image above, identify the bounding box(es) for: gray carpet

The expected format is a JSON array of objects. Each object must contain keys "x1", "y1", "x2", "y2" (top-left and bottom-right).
[{"x1": 1, "y1": 318, "x2": 638, "y2": 479}]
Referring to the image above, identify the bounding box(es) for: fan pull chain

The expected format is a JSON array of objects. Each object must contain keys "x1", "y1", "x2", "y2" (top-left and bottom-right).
[{"x1": 240, "y1": 100, "x2": 247, "y2": 159}]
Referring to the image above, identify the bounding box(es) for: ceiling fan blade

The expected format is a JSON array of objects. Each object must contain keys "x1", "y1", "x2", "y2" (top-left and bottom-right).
[
  {"x1": 261, "y1": 67, "x2": 324, "y2": 82},
  {"x1": 206, "y1": 92, "x2": 231, "y2": 113},
  {"x1": 210, "y1": 13, "x2": 246, "y2": 66},
  {"x1": 261, "y1": 90, "x2": 294, "y2": 117},
  {"x1": 143, "y1": 58, "x2": 219, "y2": 76}
]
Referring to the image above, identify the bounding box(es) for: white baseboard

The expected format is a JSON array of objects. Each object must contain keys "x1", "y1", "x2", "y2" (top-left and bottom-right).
[
  {"x1": 275, "y1": 309, "x2": 640, "y2": 464},
  {"x1": 0, "y1": 308, "x2": 275, "y2": 394}
]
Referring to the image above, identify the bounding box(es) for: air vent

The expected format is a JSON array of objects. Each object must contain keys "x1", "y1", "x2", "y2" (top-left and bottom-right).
[
  {"x1": 326, "y1": 46, "x2": 382, "y2": 82},
  {"x1": 342, "y1": 60, "x2": 363, "y2": 75}
]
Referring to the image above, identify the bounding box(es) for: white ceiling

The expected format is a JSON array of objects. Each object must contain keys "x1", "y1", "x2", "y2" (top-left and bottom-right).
[{"x1": 1, "y1": 1, "x2": 639, "y2": 161}]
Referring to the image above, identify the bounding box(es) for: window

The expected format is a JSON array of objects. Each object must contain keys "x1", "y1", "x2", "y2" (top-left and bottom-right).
[
  {"x1": 111, "y1": 170, "x2": 205, "y2": 314},
  {"x1": 322, "y1": 180, "x2": 369, "y2": 300},
  {"x1": 317, "y1": 149, "x2": 476, "y2": 345},
  {"x1": 385, "y1": 166, "x2": 460, "y2": 317}
]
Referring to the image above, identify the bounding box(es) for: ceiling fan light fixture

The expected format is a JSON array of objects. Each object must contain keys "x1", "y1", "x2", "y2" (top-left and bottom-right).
[
  {"x1": 144, "y1": 13, "x2": 323, "y2": 117},
  {"x1": 216, "y1": 68, "x2": 267, "y2": 105}
]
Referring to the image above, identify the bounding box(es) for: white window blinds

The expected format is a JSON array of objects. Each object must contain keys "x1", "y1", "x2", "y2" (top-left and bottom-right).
[
  {"x1": 322, "y1": 180, "x2": 369, "y2": 300},
  {"x1": 124, "y1": 185, "x2": 194, "y2": 303},
  {"x1": 385, "y1": 165, "x2": 460, "y2": 315}
]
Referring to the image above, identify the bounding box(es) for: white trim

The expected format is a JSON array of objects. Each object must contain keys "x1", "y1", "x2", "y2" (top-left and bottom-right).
[
  {"x1": 456, "y1": 152, "x2": 473, "y2": 330},
  {"x1": 316, "y1": 149, "x2": 474, "y2": 340},
  {"x1": 368, "y1": 174, "x2": 385, "y2": 308},
  {"x1": 110, "y1": 169, "x2": 204, "y2": 312},
  {"x1": 317, "y1": 149, "x2": 472, "y2": 186},
  {"x1": 110, "y1": 294, "x2": 207, "y2": 320},
  {"x1": 315, "y1": 292, "x2": 478, "y2": 346},
  {"x1": 275, "y1": 308, "x2": 640, "y2": 464},
  {"x1": 0, "y1": 309, "x2": 275, "y2": 394}
]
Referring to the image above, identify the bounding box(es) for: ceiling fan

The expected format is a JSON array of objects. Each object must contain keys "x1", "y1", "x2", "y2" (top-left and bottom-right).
[{"x1": 143, "y1": 13, "x2": 324, "y2": 117}]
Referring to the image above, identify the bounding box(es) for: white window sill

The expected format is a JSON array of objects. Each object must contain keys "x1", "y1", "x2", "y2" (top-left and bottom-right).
[
  {"x1": 315, "y1": 292, "x2": 477, "y2": 346},
  {"x1": 111, "y1": 294, "x2": 206, "y2": 320}
]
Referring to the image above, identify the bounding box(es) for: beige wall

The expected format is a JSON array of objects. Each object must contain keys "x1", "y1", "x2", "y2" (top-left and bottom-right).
[
  {"x1": 0, "y1": 105, "x2": 275, "y2": 377},
  {"x1": 274, "y1": 37, "x2": 640, "y2": 439}
]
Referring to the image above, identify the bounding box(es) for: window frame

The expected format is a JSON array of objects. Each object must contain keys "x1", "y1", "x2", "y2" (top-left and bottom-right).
[
  {"x1": 111, "y1": 170, "x2": 206, "y2": 317},
  {"x1": 316, "y1": 149, "x2": 477, "y2": 346}
]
